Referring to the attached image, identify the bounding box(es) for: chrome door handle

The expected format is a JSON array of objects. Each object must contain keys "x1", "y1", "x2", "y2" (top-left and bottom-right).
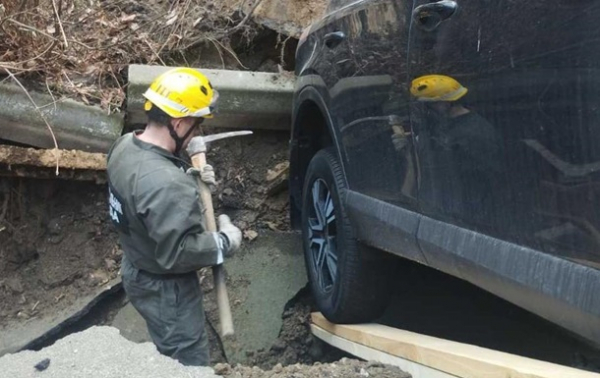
[{"x1": 412, "y1": 0, "x2": 457, "y2": 31}]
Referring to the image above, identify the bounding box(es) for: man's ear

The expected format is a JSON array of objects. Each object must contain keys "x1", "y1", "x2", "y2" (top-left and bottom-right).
[{"x1": 170, "y1": 117, "x2": 183, "y2": 131}]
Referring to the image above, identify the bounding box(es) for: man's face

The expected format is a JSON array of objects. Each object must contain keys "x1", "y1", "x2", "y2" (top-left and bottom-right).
[{"x1": 172, "y1": 117, "x2": 204, "y2": 149}]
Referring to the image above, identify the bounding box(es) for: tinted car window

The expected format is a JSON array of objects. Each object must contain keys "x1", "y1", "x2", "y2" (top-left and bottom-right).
[{"x1": 409, "y1": 0, "x2": 600, "y2": 269}]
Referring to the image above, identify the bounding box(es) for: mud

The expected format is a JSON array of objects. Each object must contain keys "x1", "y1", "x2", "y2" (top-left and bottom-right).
[{"x1": 215, "y1": 358, "x2": 411, "y2": 378}]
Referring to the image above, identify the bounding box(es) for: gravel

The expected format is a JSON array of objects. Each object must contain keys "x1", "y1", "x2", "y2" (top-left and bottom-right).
[{"x1": 0, "y1": 326, "x2": 218, "y2": 378}]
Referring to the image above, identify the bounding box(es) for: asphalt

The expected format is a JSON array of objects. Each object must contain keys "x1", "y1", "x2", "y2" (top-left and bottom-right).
[{"x1": 0, "y1": 326, "x2": 218, "y2": 377}]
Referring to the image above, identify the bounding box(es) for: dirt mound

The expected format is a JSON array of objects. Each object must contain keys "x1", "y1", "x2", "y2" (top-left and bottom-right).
[{"x1": 214, "y1": 358, "x2": 411, "y2": 378}]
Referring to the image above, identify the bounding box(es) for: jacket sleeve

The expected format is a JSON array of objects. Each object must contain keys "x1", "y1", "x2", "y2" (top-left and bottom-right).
[{"x1": 135, "y1": 168, "x2": 222, "y2": 273}]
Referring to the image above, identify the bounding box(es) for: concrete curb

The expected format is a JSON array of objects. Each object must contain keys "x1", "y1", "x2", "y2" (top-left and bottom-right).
[
  {"x1": 127, "y1": 65, "x2": 295, "y2": 130},
  {"x1": 0, "y1": 84, "x2": 124, "y2": 153}
]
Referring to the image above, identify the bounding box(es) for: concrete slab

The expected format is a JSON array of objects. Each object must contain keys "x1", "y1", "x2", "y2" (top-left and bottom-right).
[
  {"x1": 220, "y1": 230, "x2": 306, "y2": 364},
  {"x1": 110, "y1": 231, "x2": 307, "y2": 364},
  {"x1": 111, "y1": 303, "x2": 151, "y2": 344},
  {"x1": 0, "y1": 279, "x2": 121, "y2": 357},
  {"x1": 0, "y1": 84, "x2": 123, "y2": 153},
  {"x1": 127, "y1": 65, "x2": 295, "y2": 130},
  {"x1": 0, "y1": 326, "x2": 218, "y2": 378}
]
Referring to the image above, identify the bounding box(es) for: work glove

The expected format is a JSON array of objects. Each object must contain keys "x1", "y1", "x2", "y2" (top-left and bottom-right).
[
  {"x1": 186, "y1": 164, "x2": 217, "y2": 187},
  {"x1": 392, "y1": 133, "x2": 408, "y2": 152},
  {"x1": 391, "y1": 125, "x2": 409, "y2": 152},
  {"x1": 217, "y1": 214, "x2": 242, "y2": 257}
]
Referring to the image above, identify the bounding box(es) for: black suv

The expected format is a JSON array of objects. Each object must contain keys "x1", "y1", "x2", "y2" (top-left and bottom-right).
[{"x1": 289, "y1": 0, "x2": 600, "y2": 348}]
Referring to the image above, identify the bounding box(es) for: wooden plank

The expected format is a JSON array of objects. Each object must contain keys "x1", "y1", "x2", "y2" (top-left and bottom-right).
[
  {"x1": 311, "y1": 324, "x2": 459, "y2": 378},
  {"x1": 311, "y1": 312, "x2": 600, "y2": 378}
]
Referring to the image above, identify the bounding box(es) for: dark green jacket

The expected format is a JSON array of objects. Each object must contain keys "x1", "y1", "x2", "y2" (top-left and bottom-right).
[{"x1": 106, "y1": 131, "x2": 221, "y2": 274}]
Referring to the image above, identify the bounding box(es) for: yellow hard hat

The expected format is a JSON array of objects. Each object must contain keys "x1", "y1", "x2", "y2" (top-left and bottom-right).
[
  {"x1": 143, "y1": 67, "x2": 218, "y2": 119},
  {"x1": 410, "y1": 74, "x2": 467, "y2": 102}
]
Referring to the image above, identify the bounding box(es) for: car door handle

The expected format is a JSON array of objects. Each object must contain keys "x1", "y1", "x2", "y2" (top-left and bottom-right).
[
  {"x1": 412, "y1": 0, "x2": 457, "y2": 31},
  {"x1": 324, "y1": 31, "x2": 345, "y2": 48}
]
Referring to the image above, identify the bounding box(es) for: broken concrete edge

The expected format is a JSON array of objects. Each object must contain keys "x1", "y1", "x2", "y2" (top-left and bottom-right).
[
  {"x1": 0, "y1": 278, "x2": 122, "y2": 357},
  {"x1": 0, "y1": 83, "x2": 123, "y2": 153},
  {"x1": 126, "y1": 65, "x2": 295, "y2": 130},
  {"x1": 0, "y1": 145, "x2": 107, "y2": 182},
  {"x1": 21, "y1": 280, "x2": 123, "y2": 353},
  {"x1": 0, "y1": 145, "x2": 106, "y2": 171},
  {"x1": 0, "y1": 166, "x2": 107, "y2": 184}
]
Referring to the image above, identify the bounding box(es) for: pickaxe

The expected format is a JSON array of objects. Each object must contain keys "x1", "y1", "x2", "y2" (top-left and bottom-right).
[{"x1": 186, "y1": 130, "x2": 253, "y2": 337}]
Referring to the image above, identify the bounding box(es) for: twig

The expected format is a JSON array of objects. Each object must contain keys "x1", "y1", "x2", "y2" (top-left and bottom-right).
[
  {"x1": 279, "y1": 35, "x2": 292, "y2": 67},
  {"x1": 5, "y1": 69, "x2": 60, "y2": 175},
  {"x1": 45, "y1": 78, "x2": 57, "y2": 111},
  {"x1": 222, "y1": 0, "x2": 264, "y2": 37},
  {"x1": 143, "y1": 38, "x2": 166, "y2": 66},
  {"x1": 7, "y1": 18, "x2": 61, "y2": 42},
  {"x1": 184, "y1": 0, "x2": 264, "y2": 50},
  {"x1": 209, "y1": 37, "x2": 248, "y2": 69},
  {"x1": 51, "y1": 0, "x2": 68, "y2": 48}
]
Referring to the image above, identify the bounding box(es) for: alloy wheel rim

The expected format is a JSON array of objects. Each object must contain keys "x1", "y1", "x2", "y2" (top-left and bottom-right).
[{"x1": 308, "y1": 178, "x2": 338, "y2": 293}]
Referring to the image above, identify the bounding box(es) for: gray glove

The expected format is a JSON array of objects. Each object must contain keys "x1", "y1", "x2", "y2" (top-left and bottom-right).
[
  {"x1": 391, "y1": 125, "x2": 410, "y2": 152},
  {"x1": 186, "y1": 164, "x2": 216, "y2": 187},
  {"x1": 392, "y1": 133, "x2": 408, "y2": 151},
  {"x1": 218, "y1": 214, "x2": 242, "y2": 256}
]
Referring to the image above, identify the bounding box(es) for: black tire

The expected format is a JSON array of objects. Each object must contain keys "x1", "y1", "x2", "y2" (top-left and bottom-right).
[{"x1": 301, "y1": 147, "x2": 392, "y2": 323}]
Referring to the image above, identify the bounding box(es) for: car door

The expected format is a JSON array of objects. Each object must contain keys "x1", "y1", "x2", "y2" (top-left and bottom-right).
[
  {"x1": 408, "y1": 0, "x2": 600, "y2": 346},
  {"x1": 325, "y1": 0, "x2": 425, "y2": 263},
  {"x1": 408, "y1": 0, "x2": 600, "y2": 269}
]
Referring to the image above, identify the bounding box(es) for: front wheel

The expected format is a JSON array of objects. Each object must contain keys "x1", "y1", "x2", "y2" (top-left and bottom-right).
[{"x1": 301, "y1": 148, "x2": 392, "y2": 323}]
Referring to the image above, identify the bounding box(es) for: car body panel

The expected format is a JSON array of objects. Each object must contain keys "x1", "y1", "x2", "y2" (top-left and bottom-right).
[{"x1": 291, "y1": 0, "x2": 600, "y2": 347}]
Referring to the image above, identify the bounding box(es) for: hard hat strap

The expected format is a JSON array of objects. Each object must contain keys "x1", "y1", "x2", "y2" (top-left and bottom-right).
[{"x1": 166, "y1": 121, "x2": 197, "y2": 156}]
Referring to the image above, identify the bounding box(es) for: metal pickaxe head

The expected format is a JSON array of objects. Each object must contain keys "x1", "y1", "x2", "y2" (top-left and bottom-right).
[{"x1": 186, "y1": 130, "x2": 253, "y2": 156}]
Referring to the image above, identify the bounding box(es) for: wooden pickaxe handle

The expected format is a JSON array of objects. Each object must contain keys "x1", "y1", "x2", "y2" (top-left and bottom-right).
[{"x1": 191, "y1": 152, "x2": 234, "y2": 337}]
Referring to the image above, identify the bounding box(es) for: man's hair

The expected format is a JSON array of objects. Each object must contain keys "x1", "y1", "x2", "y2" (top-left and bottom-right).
[{"x1": 146, "y1": 105, "x2": 172, "y2": 126}]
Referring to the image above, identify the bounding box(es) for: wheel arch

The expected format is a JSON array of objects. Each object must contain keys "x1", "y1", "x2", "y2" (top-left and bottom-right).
[{"x1": 289, "y1": 87, "x2": 346, "y2": 230}]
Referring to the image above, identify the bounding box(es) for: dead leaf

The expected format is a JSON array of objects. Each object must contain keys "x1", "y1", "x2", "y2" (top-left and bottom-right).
[
  {"x1": 244, "y1": 230, "x2": 258, "y2": 241},
  {"x1": 120, "y1": 14, "x2": 137, "y2": 23},
  {"x1": 266, "y1": 161, "x2": 290, "y2": 181},
  {"x1": 265, "y1": 222, "x2": 279, "y2": 231}
]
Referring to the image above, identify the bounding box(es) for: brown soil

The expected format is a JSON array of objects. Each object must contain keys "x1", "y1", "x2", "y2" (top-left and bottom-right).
[
  {"x1": 244, "y1": 291, "x2": 346, "y2": 369},
  {"x1": 0, "y1": 129, "x2": 289, "y2": 326},
  {"x1": 0, "y1": 178, "x2": 120, "y2": 325},
  {"x1": 206, "y1": 129, "x2": 291, "y2": 233},
  {"x1": 215, "y1": 359, "x2": 411, "y2": 378}
]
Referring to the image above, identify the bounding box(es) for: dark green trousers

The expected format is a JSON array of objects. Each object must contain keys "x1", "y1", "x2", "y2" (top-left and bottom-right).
[{"x1": 121, "y1": 256, "x2": 210, "y2": 366}]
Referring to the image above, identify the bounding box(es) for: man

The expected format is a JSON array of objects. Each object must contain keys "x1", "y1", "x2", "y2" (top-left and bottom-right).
[
  {"x1": 394, "y1": 74, "x2": 507, "y2": 229},
  {"x1": 106, "y1": 67, "x2": 242, "y2": 366}
]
